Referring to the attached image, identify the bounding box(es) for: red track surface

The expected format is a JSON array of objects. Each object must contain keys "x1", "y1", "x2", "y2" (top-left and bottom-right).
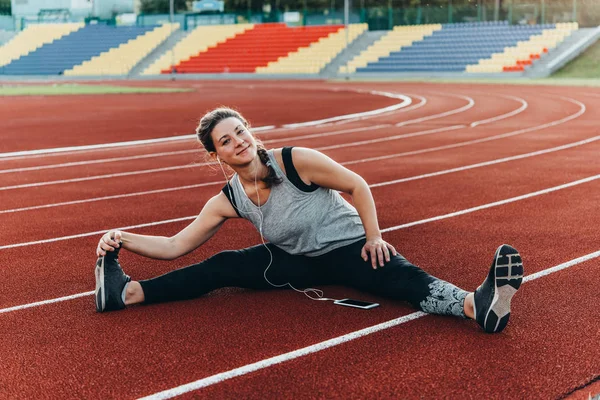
[{"x1": 1, "y1": 80, "x2": 599, "y2": 399}]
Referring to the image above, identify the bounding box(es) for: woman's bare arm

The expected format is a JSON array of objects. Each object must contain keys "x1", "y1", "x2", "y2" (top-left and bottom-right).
[{"x1": 96, "y1": 192, "x2": 238, "y2": 260}]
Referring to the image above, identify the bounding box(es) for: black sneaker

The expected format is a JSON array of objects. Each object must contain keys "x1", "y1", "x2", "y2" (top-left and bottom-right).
[
  {"x1": 95, "y1": 245, "x2": 130, "y2": 313},
  {"x1": 473, "y1": 244, "x2": 524, "y2": 333}
]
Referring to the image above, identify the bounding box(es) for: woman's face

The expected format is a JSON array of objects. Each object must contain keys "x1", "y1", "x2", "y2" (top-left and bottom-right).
[{"x1": 211, "y1": 117, "x2": 257, "y2": 166}]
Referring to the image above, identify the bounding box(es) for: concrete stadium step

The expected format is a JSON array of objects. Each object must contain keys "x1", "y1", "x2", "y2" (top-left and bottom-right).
[{"x1": 321, "y1": 30, "x2": 387, "y2": 78}]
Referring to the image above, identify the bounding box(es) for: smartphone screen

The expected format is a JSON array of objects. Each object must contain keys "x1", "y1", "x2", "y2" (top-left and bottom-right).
[{"x1": 334, "y1": 299, "x2": 379, "y2": 309}]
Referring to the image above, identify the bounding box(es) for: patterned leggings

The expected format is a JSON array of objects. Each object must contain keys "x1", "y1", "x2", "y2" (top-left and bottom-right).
[{"x1": 139, "y1": 239, "x2": 468, "y2": 317}]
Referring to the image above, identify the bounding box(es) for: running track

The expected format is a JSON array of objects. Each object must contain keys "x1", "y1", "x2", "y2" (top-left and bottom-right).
[{"x1": 0, "y1": 81, "x2": 599, "y2": 399}]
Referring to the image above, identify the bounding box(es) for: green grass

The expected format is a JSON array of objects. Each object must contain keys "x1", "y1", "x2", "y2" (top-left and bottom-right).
[
  {"x1": 0, "y1": 84, "x2": 192, "y2": 96},
  {"x1": 333, "y1": 76, "x2": 600, "y2": 87},
  {"x1": 551, "y1": 38, "x2": 600, "y2": 79}
]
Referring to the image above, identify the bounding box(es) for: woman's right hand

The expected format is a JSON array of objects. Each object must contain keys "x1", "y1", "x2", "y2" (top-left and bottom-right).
[{"x1": 96, "y1": 230, "x2": 123, "y2": 257}]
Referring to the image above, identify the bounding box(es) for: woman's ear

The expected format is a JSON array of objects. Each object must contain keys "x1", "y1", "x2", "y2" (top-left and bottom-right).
[{"x1": 210, "y1": 152, "x2": 220, "y2": 163}]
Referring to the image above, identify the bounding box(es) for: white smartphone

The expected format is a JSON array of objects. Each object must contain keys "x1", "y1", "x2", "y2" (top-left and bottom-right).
[{"x1": 334, "y1": 298, "x2": 379, "y2": 309}]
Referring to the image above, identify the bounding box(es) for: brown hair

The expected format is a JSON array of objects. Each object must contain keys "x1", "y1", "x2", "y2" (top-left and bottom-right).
[{"x1": 196, "y1": 107, "x2": 282, "y2": 188}]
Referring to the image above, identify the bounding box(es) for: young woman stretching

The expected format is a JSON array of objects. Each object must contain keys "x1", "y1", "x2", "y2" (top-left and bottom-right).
[{"x1": 94, "y1": 107, "x2": 524, "y2": 333}]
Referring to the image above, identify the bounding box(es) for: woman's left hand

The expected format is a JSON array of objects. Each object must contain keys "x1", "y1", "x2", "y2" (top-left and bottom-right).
[{"x1": 361, "y1": 237, "x2": 398, "y2": 269}]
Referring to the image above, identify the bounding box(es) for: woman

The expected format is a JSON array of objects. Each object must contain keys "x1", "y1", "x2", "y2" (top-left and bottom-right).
[{"x1": 95, "y1": 107, "x2": 523, "y2": 333}]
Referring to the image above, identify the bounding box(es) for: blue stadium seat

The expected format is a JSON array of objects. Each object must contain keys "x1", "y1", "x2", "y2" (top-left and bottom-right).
[
  {"x1": 1, "y1": 24, "x2": 156, "y2": 75},
  {"x1": 357, "y1": 22, "x2": 552, "y2": 73}
]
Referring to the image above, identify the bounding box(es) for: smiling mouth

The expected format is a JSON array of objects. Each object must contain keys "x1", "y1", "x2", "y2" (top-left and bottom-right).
[{"x1": 237, "y1": 146, "x2": 250, "y2": 155}]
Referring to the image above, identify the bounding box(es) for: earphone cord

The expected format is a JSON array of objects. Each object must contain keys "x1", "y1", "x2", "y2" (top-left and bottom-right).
[{"x1": 218, "y1": 157, "x2": 337, "y2": 302}]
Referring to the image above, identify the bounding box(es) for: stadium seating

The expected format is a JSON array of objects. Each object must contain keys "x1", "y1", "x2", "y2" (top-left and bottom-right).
[
  {"x1": 0, "y1": 23, "x2": 83, "y2": 69},
  {"x1": 143, "y1": 24, "x2": 254, "y2": 75},
  {"x1": 340, "y1": 24, "x2": 442, "y2": 73},
  {"x1": 170, "y1": 23, "x2": 343, "y2": 73},
  {"x1": 467, "y1": 22, "x2": 579, "y2": 73},
  {"x1": 1, "y1": 24, "x2": 155, "y2": 75},
  {"x1": 64, "y1": 23, "x2": 179, "y2": 76},
  {"x1": 350, "y1": 21, "x2": 577, "y2": 73},
  {"x1": 256, "y1": 23, "x2": 367, "y2": 74}
]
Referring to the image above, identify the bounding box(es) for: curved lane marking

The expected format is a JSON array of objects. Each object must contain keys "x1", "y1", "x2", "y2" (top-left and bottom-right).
[
  {"x1": 134, "y1": 246, "x2": 600, "y2": 399},
  {"x1": 0, "y1": 96, "x2": 586, "y2": 191},
  {"x1": 395, "y1": 93, "x2": 474, "y2": 127},
  {"x1": 282, "y1": 91, "x2": 411, "y2": 128},
  {"x1": 1, "y1": 171, "x2": 599, "y2": 249},
  {"x1": 345, "y1": 96, "x2": 586, "y2": 166},
  {"x1": 470, "y1": 95, "x2": 528, "y2": 127},
  {"x1": 0, "y1": 124, "x2": 390, "y2": 175},
  {"x1": 0, "y1": 91, "x2": 411, "y2": 160},
  {"x1": 3, "y1": 132, "x2": 600, "y2": 215}
]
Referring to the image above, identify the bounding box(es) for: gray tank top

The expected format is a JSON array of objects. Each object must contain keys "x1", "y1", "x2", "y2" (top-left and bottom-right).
[{"x1": 224, "y1": 148, "x2": 365, "y2": 256}]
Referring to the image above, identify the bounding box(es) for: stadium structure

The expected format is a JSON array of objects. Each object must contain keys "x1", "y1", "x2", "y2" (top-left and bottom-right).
[{"x1": 0, "y1": 0, "x2": 598, "y2": 79}]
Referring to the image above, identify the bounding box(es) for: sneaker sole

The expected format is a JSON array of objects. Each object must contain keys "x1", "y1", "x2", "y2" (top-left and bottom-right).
[
  {"x1": 94, "y1": 257, "x2": 105, "y2": 312},
  {"x1": 483, "y1": 244, "x2": 524, "y2": 333}
]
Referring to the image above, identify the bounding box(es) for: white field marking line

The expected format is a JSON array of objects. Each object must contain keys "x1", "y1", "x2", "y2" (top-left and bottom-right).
[
  {"x1": 138, "y1": 246, "x2": 600, "y2": 399},
  {"x1": 323, "y1": 94, "x2": 427, "y2": 127},
  {"x1": 2, "y1": 172, "x2": 599, "y2": 251},
  {"x1": 0, "y1": 126, "x2": 261, "y2": 160},
  {"x1": 0, "y1": 252, "x2": 597, "y2": 400},
  {"x1": 395, "y1": 94, "x2": 474, "y2": 127},
  {"x1": 318, "y1": 125, "x2": 466, "y2": 151},
  {"x1": 257, "y1": 94, "x2": 424, "y2": 134},
  {"x1": 0, "y1": 91, "x2": 512, "y2": 174},
  {"x1": 265, "y1": 124, "x2": 391, "y2": 145},
  {"x1": 2, "y1": 182, "x2": 600, "y2": 313},
  {"x1": 1, "y1": 250, "x2": 598, "y2": 397},
  {"x1": 345, "y1": 95, "x2": 586, "y2": 166},
  {"x1": 470, "y1": 95, "x2": 528, "y2": 128},
  {"x1": 0, "y1": 122, "x2": 458, "y2": 191},
  {"x1": 282, "y1": 91, "x2": 411, "y2": 128},
  {"x1": 0, "y1": 182, "x2": 224, "y2": 214},
  {"x1": 0, "y1": 149, "x2": 200, "y2": 174},
  {"x1": 0, "y1": 95, "x2": 585, "y2": 192},
  {"x1": 0, "y1": 124, "x2": 390, "y2": 174},
  {"x1": 137, "y1": 247, "x2": 600, "y2": 399},
  {"x1": 0, "y1": 90, "x2": 410, "y2": 160},
  {"x1": 4, "y1": 133, "x2": 600, "y2": 215},
  {"x1": 369, "y1": 134, "x2": 600, "y2": 188},
  {"x1": 380, "y1": 173, "x2": 600, "y2": 233},
  {"x1": 0, "y1": 215, "x2": 195, "y2": 250},
  {"x1": 0, "y1": 291, "x2": 94, "y2": 314}
]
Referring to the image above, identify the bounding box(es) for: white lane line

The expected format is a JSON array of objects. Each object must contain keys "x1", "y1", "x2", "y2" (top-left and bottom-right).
[
  {"x1": 0, "y1": 291, "x2": 94, "y2": 314},
  {"x1": 329, "y1": 94, "x2": 428, "y2": 126},
  {"x1": 380, "y1": 173, "x2": 600, "y2": 232},
  {"x1": 0, "y1": 215, "x2": 195, "y2": 250},
  {"x1": 0, "y1": 96, "x2": 584, "y2": 193},
  {"x1": 395, "y1": 94, "x2": 474, "y2": 127},
  {"x1": 470, "y1": 95, "x2": 528, "y2": 127},
  {"x1": 282, "y1": 91, "x2": 411, "y2": 128},
  {"x1": 0, "y1": 125, "x2": 390, "y2": 174},
  {"x1": 318, "y1": 125, "x2": 465, "y2": 151},
  {"x1": 137, "y1": 245, "x2": 600, "y2": 399},
  {"x1": 345, "y1": 96, "x2": 586, "y2": 166},
  {"x1": 0, "y1": 149, "x2": 200, "y2": 174},
  {"x1": 2, "y1": 247, "x2": 595, "y2": 394},
  {"x1": 0, "y1": 91, "x2": 411, "y2": 160},
  {"x1": 0, "y1": 164, "x2": 206, "y2": 191},
  {"x1": 0, "y1": 123, "x2": 451, "y2": 191},
  {"x1": 0, "y1": 182, "x2": 223, "y2": 214},
  {"x1": 2, "y1": 172, "x2": 599, "y2": 250},
  {"x1": 3, "y1": 132, "x2": 599, "y2": 215},
  {"x1": 369, "y1": 134, "x2": 600, "y2": 188},
  {"x1": 0, "y1": 91, "x2": 511, "y2": 174}
]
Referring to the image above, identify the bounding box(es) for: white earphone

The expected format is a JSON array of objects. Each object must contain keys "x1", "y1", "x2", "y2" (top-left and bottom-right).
[{"x1": 215, "y1": 152, "x2": 329, "y2": 302}]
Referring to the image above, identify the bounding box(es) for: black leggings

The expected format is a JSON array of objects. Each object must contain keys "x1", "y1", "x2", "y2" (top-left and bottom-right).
[{"x1": 139, "y1": 239, "x2": 468, "y2": 317}]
